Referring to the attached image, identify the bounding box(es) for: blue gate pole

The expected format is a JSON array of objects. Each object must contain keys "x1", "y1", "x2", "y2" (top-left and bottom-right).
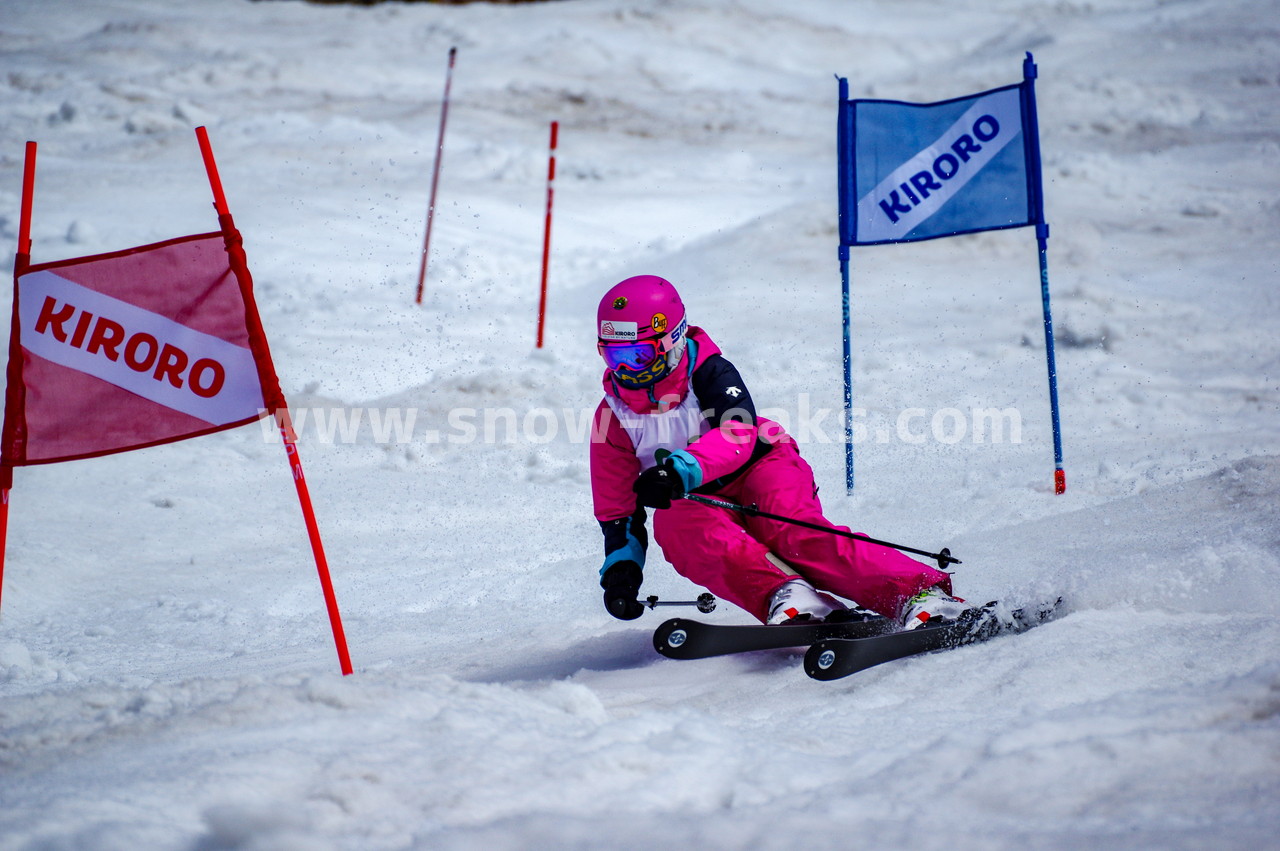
[
  {"x1": 1037, "y1": 227, "x2": 1065, "y2": 494},
  {"x1": 836, "y1": 77, "x2": 856, "y2": 492},
  {"x1": 1023, "y1": 53, "x2": 1066, "y2": 494},
  {"x1": 840, "y1": 244, "x2": 855, "y2": 492}
]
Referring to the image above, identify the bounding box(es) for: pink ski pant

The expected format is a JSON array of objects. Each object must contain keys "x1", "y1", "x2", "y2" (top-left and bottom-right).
[{"x1": 653, "y1": 441, "x2": 951, "y2": 623}]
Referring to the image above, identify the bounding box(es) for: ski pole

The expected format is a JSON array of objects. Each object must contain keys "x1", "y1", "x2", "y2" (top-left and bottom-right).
[
  {"x1": 677, "y1": 493, "x2": 961, "y2": 569},
  {"x1": 642, "y1": 593, "x2": 717, "y2": 613}
]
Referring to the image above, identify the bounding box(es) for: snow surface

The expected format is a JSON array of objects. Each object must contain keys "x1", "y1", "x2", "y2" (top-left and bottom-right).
[{"x1": 1, "y1": 0, "x2": 1279, "y2": 848}]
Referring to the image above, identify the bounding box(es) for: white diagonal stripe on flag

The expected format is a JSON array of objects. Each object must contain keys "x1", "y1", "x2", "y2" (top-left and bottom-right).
[
  {"x1": 856, "y1": 87, "x2": 1023, "y2": 243},
  {"x1": 19, "y1": 270, "x2": 264, "y2": 426}
]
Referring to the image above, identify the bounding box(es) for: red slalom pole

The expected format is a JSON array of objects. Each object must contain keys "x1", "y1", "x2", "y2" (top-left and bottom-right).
[
  {"x1": 0, "y1": 141, "x2": 38, "y2": 612},
  {"x1": 536, "y1": 121, "x2": 558, "y2": 349},
  {"x1": 415, "y1": 46, "x2": 457, "y2": 306},
  {"x1": 0, "y1": 486, "x2": 9, "y2": 613},
  {"x1": 195, "y1": 127, "x2": 353, "y2": 676},
  {"x1": 17, "y1": 141, "x2": 35, "y2": 259}
]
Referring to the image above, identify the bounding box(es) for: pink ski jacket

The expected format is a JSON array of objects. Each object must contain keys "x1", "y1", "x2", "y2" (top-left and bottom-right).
[{"x1": 590, "y1": 327, "x2": 786, "y2": 524}]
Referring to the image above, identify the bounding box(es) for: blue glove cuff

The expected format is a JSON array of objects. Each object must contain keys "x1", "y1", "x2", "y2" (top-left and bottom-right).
[
  {"x1": 601, "y1": 535, "x2": 645, "y2": 576},
  {"x1": 665, "y1": 449, "x2": 704, "y2": 491}
]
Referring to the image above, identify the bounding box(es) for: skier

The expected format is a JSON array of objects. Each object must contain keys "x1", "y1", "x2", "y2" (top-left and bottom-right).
[{"x1": 590, "y1": 274, "x2": 974, "y2": 628}]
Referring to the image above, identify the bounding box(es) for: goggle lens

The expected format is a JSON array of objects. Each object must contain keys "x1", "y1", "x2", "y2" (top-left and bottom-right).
[{"x1": 598, "y1": 339, "x2": 660, "y2": 372}]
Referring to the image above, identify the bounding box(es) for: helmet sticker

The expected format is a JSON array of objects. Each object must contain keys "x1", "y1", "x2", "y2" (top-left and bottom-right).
[
  {"x1": 612, "y1": 296, "x2": 628, "y2": 309},
  {"x1": 651, "y1": 313, "x2": 668, "y2": 334},
  {"x1": 670, "y1": 315, "x2": 687, "y2": 343},
  {"x1": 600, "y1": 320, "x2": 638, "y2": 341}
]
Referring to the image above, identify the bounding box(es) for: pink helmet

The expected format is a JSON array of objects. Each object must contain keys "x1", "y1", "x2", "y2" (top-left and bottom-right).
[{"x1": 596, "y1": 275, "x2": 688, "y2": 389}]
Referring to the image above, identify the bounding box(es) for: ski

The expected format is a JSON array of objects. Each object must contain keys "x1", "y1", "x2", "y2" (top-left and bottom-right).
[
  {"x1": 653, "y1": 613, "x2": 893, "y2": 660},
  {"x1": 804, "y1": 598, "x2": 1064, "y2": 681}
]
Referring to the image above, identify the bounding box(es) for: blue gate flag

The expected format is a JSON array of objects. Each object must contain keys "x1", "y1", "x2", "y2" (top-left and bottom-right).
[
  {"x1": 839, "y1": 80, "x2": 1042, "y2": 246},
  {"x1": 835, "y1": 54, "x2": 1064, "y2": 496}
]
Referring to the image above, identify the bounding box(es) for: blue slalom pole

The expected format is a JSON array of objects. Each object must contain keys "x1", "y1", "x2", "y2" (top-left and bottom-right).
[
  {"x1": 1022, "y1": 53, "x2": 1066, "y2": 493},
  {"x1": 840, "y1": 245, "x2": 855, "y2": 492},
  {"x1": 837, "y1": 77, "x2": 856, "y2": 492},
  {"x1": 1037, "y1": 228, "x2": 1065, "y2": 494}
]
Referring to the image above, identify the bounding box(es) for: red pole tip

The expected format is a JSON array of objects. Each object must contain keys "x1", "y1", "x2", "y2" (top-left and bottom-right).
[
  {"x1": 194, "y1": 126, "x2": 230, "y2": 216},
  {"x1": 1054, "y1": 469, "x2": 1066, "y2": 495},
  {"x1": 18, "y1": 141, "x2": 37, "y2": 256}
]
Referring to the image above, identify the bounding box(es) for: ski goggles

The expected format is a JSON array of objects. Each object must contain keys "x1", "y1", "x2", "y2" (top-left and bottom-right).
[{"x1": 597, "y1": 338, "x2": 662, "y2": 372}]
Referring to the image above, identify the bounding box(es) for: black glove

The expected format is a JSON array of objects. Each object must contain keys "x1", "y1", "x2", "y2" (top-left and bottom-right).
[
  {"x1": 633, "y1": 460, "x2": 683, "y2": 509},
  {"x1": 600, "y1": 560, "x2": 645, "y2": 620}
]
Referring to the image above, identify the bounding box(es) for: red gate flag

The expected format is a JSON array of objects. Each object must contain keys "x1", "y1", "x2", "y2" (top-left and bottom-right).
[
  {"x1": 1, "y1": 131, "x2": 352, "y2": 676},
  {"x1": 4, "y1": 233, "x2": 272, "y2": 464}
]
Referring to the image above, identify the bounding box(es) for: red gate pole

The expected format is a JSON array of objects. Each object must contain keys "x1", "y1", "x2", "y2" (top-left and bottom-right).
[
  {"x1": 0, "y1": 141, "x2": 38, "y2": 613},
  {"x1": 195, "y1": 127, "x2": 353, "y2": 675},
  {"x1": 415, "y1": 46, "x2": 457, "y2": 306},
  {"x1": 0, "y1": 485, "x2": 9, "y2": 613},
  {"x1": 536, "y1": 121, "x2": 558, "y2": 349}
]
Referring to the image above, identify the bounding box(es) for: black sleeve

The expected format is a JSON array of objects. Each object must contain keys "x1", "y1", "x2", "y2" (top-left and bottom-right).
[{"x1": 691, "y1": 354, "x2": 757, "y2": 428}]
